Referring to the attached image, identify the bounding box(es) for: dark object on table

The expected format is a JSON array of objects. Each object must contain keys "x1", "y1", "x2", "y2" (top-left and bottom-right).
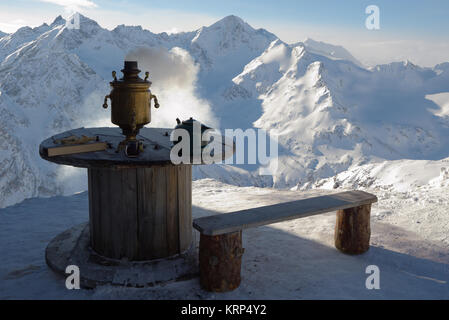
[
  {"x1": 124, "y1": 139, "x2": 140, "y2": 157},
  {"x1": 174, "y1": 117, "x2": 213, "y2": 155}
]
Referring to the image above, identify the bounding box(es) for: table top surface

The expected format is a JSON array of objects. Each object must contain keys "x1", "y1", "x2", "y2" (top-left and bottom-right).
[{"x1": 39, "y1": 127, "x2": 234, "y2": 168}]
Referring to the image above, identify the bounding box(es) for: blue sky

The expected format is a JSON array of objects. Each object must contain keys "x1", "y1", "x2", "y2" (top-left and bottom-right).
[
  {"x1": 121, "y1": 0, "x2": 449, "y2": 36},
  {"x1": 1, "y1": 0, "x2": 448, "y2": 66}
]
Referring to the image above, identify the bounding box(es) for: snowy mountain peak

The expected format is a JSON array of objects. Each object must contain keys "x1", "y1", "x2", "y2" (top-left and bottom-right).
[
  {"x1": 209, "y1": 15, "x2": 248, "y2": 30},
  {"x1": 373, "y1": 60, "x2": 431, "y2": 74},
  {"x1": 398, "y1": 59, "x2": 419, "y2": 70},
  {"x1": 434, "y1": 62, "x2": 449, "y2": 70},
  {"x1": 14, "y1": 26, "x2": 33, "y2": 35},
  {"x1": 435, "y1": 62, "x2": 449, "y2": 69},
  {"x1": 303, "y1": 38, "x2": 363, "y2": 67},
  {"x1": 219, "y1": 15, "x2": 244, "y2": 23},
  {"x1": 113, "y1": 24, "x2": 143, "y2": 32},
  {"x1": 48, "y1": 13, "x2": 102, "y2": 34},
  {"x1": 75, "y1": 13, "x2": 101, "y2": 27},
  {"x1": 190, "y1": 14, "x2": 277, "y2": 67},
  {"x1": 209, "y1": 15, "x2": 247, "y2": 28},
  {"x1": 434, "y1": 62, "x2": 449, "y2": 77},
  {"x1": 208, "y1": 15, "x2": 276, "y2": 41},
  {"x1": 50, "y1": 15, "x2": 66, "y2": 27},
  {"x1": 403, "y1": 59, "x2": 413, "y2": 66}
]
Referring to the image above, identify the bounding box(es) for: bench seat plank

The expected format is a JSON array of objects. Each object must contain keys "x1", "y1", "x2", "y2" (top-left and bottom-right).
[{"x1": 193, "y1": 191, "x2": 377, "y2": 236}]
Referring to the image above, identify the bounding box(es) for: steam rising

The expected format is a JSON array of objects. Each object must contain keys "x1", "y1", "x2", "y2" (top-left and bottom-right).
[{"x1": 125, "y1": 46, "x2": 217, "y2": 128}]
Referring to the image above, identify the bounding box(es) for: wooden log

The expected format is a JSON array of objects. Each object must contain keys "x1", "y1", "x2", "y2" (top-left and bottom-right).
[
  {"x1": 199, "y1": 231, "x2": 244, "y2": 292},
  {"x1": 88, "y1": 164, "x2": 192, "y2": 261},
  {"x1": 334, "y1": 204, "x2": 371, "y2": 254}
]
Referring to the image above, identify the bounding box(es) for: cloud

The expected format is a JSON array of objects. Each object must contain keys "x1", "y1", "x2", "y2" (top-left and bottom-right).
[
  {"x1": 0, "y1": 19, "x2": 28, "y2": 33},
  {"x1": 124, "y1": 46, "x2": 218, "y2": 128},
  {"x1": 39, "y1": 0, "x2": 97, "y2": 11},
  {"x1": 262, "y1": 21, "x2": 449, "y2": 67}
]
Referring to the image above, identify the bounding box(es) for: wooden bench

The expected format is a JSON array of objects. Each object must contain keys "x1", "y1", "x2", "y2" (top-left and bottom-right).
[{"x1": 192, "y1": 190, "x2": 378, "y2": 292}]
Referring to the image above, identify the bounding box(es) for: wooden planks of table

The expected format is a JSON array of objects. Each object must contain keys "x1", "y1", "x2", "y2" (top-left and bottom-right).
[{"x1": 40, "y1": 127, "x2": 234, "y2": 262}]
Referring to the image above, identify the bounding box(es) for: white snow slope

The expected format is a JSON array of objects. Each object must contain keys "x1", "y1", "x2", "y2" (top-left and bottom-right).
[
  {"x1": 1, "y1": 179, "x2": 448, "y2": 299},
  {"x1": 0, "y1": 13, "x2": 449, "y2": 210}
]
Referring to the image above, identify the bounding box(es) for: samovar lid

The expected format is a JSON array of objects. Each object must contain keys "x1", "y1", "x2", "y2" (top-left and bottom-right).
[
  {"x1": 121, "y1": 61, "x2": 141, "y2": 79},
  {"x1": 110, "y1": 61, "x2": 151, "y2": 87}
]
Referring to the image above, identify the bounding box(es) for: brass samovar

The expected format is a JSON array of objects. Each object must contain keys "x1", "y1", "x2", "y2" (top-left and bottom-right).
[{"x1": 102, "y1": 61, "x2": 159, "y2": 156}]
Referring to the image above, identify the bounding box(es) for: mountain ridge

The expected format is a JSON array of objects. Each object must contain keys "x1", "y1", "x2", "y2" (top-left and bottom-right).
[{"x1": 0, "y1": 13, "x2": 448, "y2": 207}]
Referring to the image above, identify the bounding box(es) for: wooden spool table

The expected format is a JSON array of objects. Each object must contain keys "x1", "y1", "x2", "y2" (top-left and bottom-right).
[{"x1": 39, "y1": 126, "x2": 233, "y2": 287}]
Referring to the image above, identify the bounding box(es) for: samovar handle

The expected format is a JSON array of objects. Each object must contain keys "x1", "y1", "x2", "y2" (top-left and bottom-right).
[
  {"x1": 145, "y1": 71, "x2": 160, "y2": 109},
  {"x1": 150, "y1": 93, "x2": 160, "y2": 109},
  {"x1": 102, "y1": 95, "x2": 110, "y2": 109}
]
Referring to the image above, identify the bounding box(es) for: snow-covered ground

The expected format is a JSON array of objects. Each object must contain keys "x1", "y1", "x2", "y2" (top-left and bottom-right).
[{"x1": 1, "y1": 176, "x2": 448, "y2": 299}]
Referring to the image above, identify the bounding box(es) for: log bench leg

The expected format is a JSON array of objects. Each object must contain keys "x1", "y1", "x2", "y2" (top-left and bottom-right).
[
  {"x1": 334, "y1": 204, "x2": 371, "y2": 254},
  {"x1": 199, "y1": 231, "x2": 244, "y2": 292}
]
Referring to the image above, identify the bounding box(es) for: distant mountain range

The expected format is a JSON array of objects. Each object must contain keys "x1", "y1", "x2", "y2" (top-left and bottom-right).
[{"x1": 0, "y1": 13, "x2": 448, "y2": 207}]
